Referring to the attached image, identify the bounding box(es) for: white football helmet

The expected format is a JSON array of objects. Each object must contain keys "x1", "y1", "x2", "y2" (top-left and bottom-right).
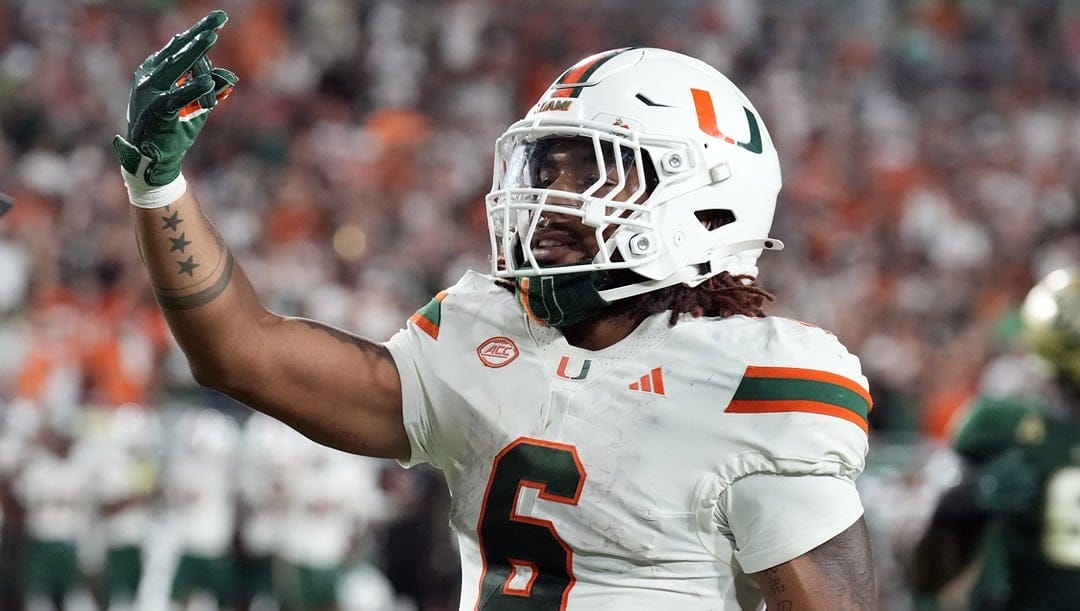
[
  {"x1": 1021, "y1": 267, "x2": 1080, "y2": 387},
  {"x1": 486, "y1": 47, "x2": 783, "y2": 301}
]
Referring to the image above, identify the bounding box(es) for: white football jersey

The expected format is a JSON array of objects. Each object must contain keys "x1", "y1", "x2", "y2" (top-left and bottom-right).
[
  {"x1": 96, "y1": 444, "x2": 156, "y2": 545},
  {"x1": 164, "y1": 450, "x2": 236, "y2": 556},
  {"x1": 278, "y1": 445, "x2": 385, "y2": 568},
  {"x1": 14, "y1": 443, "x2": 98, "y2": 542},
  {"x1": 385, "y1": 272, "x2": 870, "y2": 610}
]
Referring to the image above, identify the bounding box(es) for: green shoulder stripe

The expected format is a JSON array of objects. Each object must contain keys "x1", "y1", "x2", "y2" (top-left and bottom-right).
[
  {"x1": 409, "y1": 290, "x2": 449, "y2": 340},
  {"x1": 726, "y1": 366, "x2": 872, "y2": 433}
]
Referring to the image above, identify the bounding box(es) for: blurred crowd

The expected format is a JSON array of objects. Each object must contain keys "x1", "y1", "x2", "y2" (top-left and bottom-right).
[
  {"x1": 0, "y1": 0, "x2": 1077, "y2": 609},
  {"x1": 0, "y1": 400, "x2": 458, "y2": 610}
]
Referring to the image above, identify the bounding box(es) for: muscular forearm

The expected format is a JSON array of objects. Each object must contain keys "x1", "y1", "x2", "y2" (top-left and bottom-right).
[
  {"x1": 133, "y1": 187, "x2": 270, "y2": 388},
  {"x1": 132, "y1": 186, "x2": 408, "y2": 458}
]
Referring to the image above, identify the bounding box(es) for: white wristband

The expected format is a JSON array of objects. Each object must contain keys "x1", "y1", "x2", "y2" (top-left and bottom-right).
[{"x1": 121, "y1": 169, "x2": 188, "y2": 209}]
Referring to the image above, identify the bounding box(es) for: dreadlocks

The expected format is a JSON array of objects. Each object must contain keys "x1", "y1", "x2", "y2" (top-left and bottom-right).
[
  {"x1": 602, "y1": 206, "x2": 775, "y2": 325},
  {"x1": 608, "y1": 271, "x2": 775, "y2": 326}
]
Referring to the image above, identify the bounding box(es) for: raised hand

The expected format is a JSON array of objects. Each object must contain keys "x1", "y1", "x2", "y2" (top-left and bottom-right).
[{"x1": 113, "y1": 10, "x2": 237, "y2": 196}]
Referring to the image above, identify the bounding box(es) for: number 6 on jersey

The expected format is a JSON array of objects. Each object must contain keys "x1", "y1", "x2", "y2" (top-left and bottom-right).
[{"x1": 476, "y1": 438, "x2": 586, "y2": 610}]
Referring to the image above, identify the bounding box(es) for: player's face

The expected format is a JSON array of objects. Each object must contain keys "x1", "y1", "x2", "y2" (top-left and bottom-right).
[{"x1": 524, "y1": 138, "x2": 643, "y2": 267}]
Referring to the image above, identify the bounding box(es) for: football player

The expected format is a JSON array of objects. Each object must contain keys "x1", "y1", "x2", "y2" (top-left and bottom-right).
[
  {"x1": 164, "y1": 407, "x2": 240, "y2": 610},
  {"x1": 909, "y1": 267, "x2": 1080, "y2": 609},
  {"x1": 13, "y1": 409, "x2": 98, "y2": 611},
  {"x1": 95, "y1": 404, "x2": 162, "y2": 611},
  {"x1": 115, "y1": 11, "x2": 876, "y2": 609},
  {"x1": 275, "y1": 438, "x2": 394, "y2": 611},
  {"x1": 235, "y1": 412, "x2": 292, "y2": 611}
]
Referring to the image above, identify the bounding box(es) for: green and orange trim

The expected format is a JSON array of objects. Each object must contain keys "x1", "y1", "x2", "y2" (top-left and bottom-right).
[
  {"x1": 409, "y1": 290, "x2": 449, "y2": 339},
  {"x1": 726, "y1": 366, "x2": 873, "y2": 433},
  {"x1": 550, "y1": 48, "x2": 632, "y2": 98}
]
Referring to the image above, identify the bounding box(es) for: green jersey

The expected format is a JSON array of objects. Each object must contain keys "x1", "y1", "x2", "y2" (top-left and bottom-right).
[{"x1": 953, "y1": 395, "x2": 1080, "y2": 609}]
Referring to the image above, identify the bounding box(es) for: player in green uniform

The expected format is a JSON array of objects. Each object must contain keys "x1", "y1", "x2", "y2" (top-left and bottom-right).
[{"x1": 909, "y1": 267, "x2": 1080, "y2": 610}]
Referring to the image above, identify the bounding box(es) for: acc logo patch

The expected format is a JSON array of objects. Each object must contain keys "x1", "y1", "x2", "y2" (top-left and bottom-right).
[{"x1": 477, "y1": 336, "x2": 520, "y2": 368}]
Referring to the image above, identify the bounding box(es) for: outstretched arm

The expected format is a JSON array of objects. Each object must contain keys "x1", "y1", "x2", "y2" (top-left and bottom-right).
[
  {"x1": 752, "y1": 517, "x2": 878, "y2": 610},
  {"x1": 133, "y1": 191, "x2": 408, "y2": 458},
  {"x1": 118, "y1": 11, "x2": 409, "y2": 459}
]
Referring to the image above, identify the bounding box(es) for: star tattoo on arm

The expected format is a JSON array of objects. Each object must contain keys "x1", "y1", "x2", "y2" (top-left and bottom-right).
[
  {"x1": 169, "y1": 233, "x2": 191, "y2": 253},
  {"x1": 161, "y1": 209, "x2": 183, "y2": 231},
  {"x1": 177, "y1": 255, "x2": 200, "y2": 277}
]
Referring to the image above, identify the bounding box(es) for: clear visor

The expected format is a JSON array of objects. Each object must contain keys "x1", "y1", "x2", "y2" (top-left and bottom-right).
[{"x1": 504, "y1": 137, "x2": 638, "y2": 194}]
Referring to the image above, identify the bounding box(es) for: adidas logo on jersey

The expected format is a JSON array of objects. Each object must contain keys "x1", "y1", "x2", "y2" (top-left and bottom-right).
[{"x1": 629, "y1": 368, "x2": 665, "y2": 395}]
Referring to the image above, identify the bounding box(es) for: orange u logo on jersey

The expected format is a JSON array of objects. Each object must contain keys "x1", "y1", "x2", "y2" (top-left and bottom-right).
[{"x1": 555, "y1": 356, "x2": 591, "y2": 380}]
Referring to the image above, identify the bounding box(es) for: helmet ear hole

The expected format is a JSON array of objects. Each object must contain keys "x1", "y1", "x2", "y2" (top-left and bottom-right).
[{"x1": 694, "y1": 209, "x2": 736, "y2": 230}]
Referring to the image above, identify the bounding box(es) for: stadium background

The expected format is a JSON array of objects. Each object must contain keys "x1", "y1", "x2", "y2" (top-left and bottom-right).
[{"x1": 0, "y1": 0, "x2": 1076, "y2": 609}]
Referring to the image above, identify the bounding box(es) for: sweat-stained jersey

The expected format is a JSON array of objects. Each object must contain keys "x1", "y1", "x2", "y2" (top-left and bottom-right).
[{"x1": 384, "y1": 271, "x2": 871, "y2": 610}]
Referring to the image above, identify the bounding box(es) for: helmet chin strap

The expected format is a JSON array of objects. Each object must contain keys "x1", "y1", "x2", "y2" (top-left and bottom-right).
[
  {"x1": 595, "y1": 268, "x2": 699, "y2": 302},
  {"x1": 596, "y1": 237, "x2": 783, "y2": 301},
  {"x1": 513, "y1": 237, "x2": 782, "y2": 327}
]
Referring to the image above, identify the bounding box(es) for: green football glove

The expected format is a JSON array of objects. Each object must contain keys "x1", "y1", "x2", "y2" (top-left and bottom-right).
[{"x1": 112, "y1": 10, "x2": 238, "y2": 198}]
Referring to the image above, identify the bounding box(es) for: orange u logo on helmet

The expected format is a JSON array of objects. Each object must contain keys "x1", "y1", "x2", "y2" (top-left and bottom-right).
[{"x1": 690, "y1": 88, "x2": 763, "y2": 154}]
